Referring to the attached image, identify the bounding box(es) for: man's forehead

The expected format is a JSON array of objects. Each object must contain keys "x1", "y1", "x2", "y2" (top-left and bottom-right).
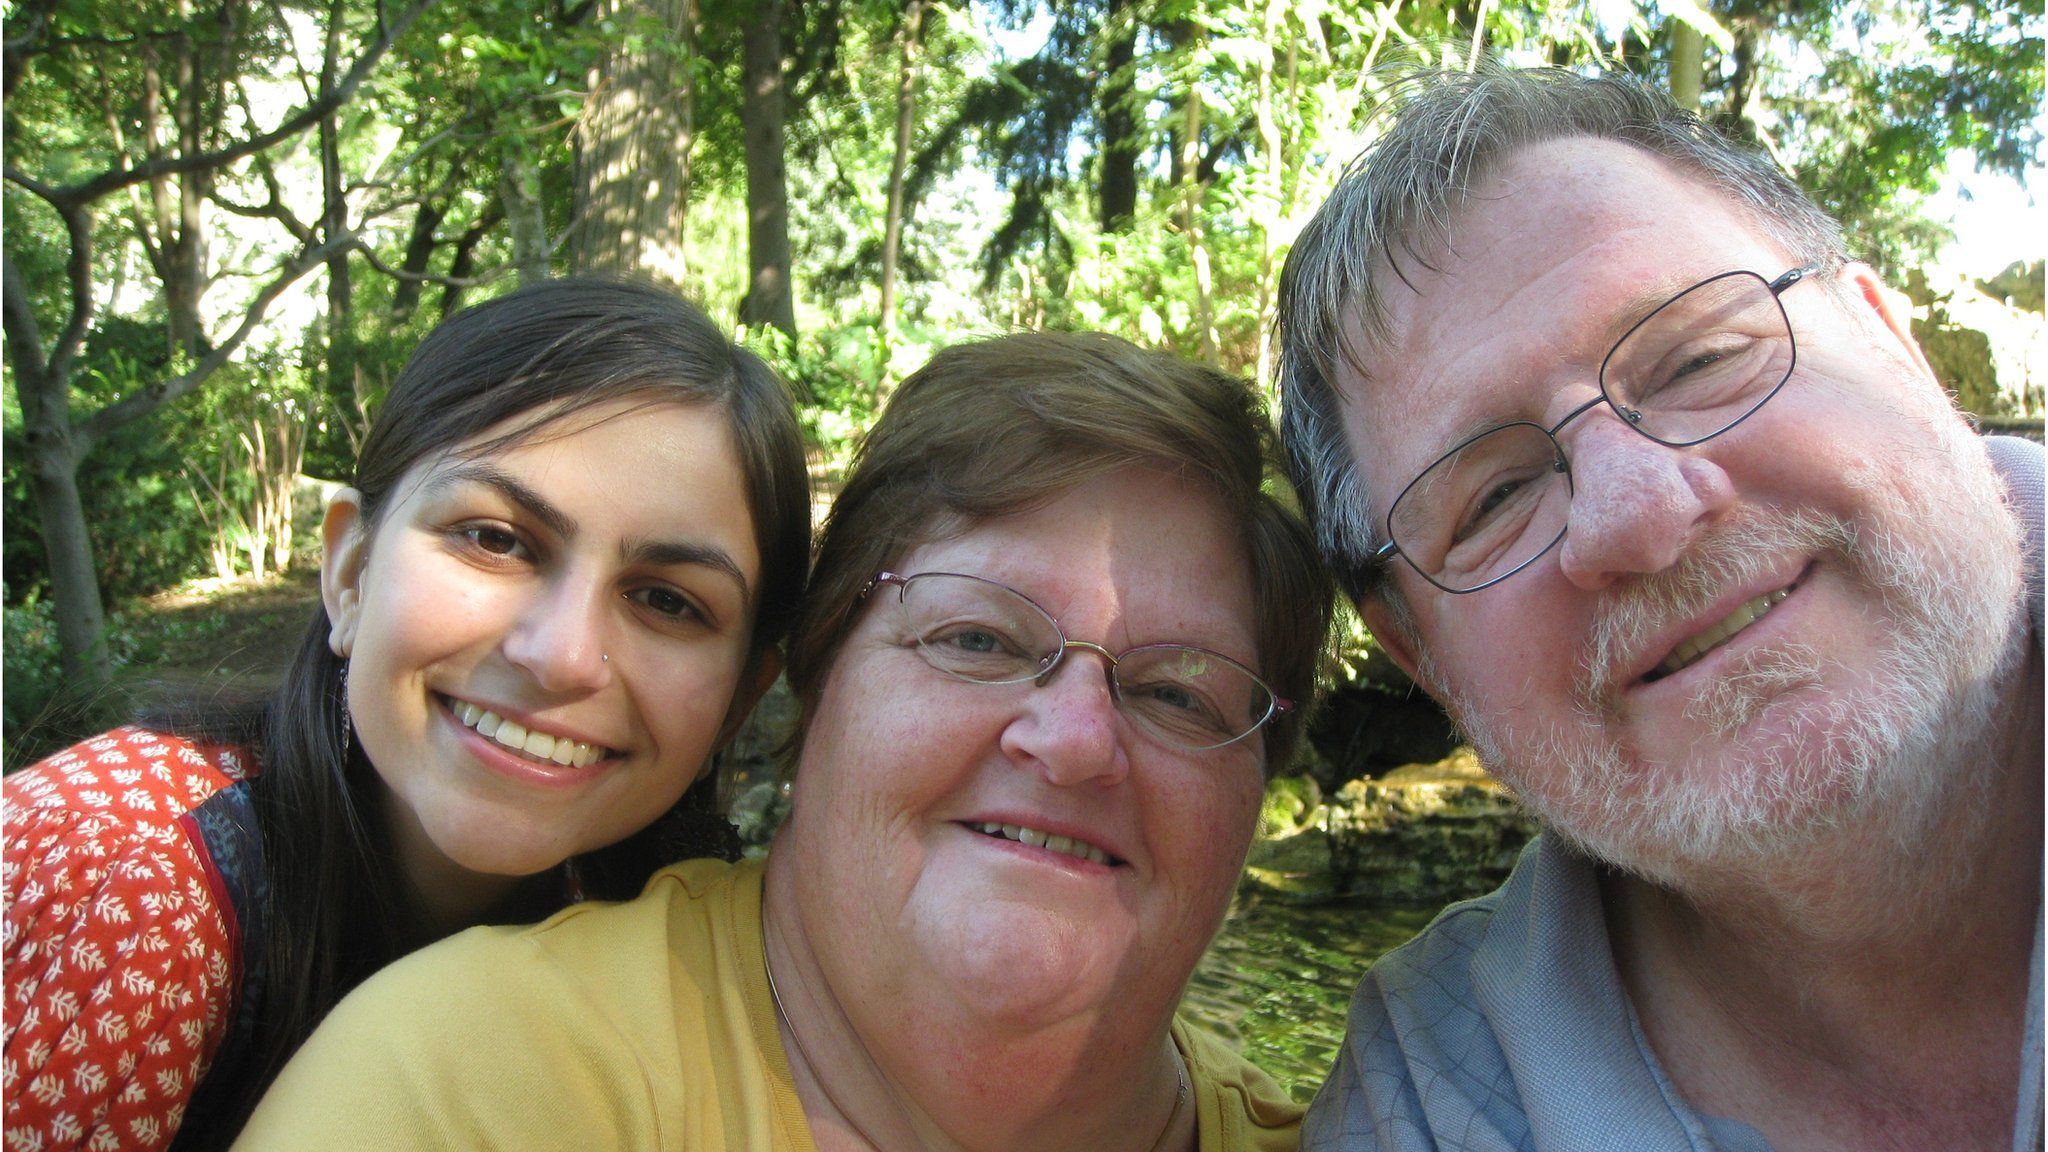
[{"x1": 1327, "y1": 137, "x2": 1792, "y2": 483}]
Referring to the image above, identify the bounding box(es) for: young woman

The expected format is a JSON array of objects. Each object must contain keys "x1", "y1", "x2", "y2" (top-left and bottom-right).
[{"x1": 2, "y1": 278, "x2": 812, "y2": 1152}]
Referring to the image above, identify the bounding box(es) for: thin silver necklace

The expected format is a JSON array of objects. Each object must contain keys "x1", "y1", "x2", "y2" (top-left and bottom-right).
[{"x1": 761, "y1": 946, "x2": 1189, "y2": 1151}]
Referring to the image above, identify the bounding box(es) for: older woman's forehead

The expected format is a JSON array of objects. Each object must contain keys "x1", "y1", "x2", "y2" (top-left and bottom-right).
[{"x1": 887, "y1": 473, "x2": 1261, "y2": 652}]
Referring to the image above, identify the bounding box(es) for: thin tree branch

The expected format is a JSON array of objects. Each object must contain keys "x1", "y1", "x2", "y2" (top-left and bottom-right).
[
  {"x1": 44, "y1": 0, "x2": 436, "y2": 206},
  {"x1": 76, "y1": 230, "x2": 356, "y2": 450}
]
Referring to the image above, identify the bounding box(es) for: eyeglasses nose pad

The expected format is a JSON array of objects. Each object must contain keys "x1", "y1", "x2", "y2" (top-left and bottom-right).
[{"x1": 1032, "y1": 650, "x2": 1062, "y2": 688}]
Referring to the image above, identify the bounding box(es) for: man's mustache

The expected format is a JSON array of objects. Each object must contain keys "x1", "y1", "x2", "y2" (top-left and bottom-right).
[{"x1": 1577, "y1": 510, "x2": 1858, "y2": 707}]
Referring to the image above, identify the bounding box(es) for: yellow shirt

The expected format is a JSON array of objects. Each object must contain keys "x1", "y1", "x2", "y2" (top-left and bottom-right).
[{"x1": 234, "y1": 858, "x2": 1301, "y2": 1151}]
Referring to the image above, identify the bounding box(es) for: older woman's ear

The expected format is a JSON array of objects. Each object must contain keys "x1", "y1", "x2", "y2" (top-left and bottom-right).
[{"x1": 320, "y1": 488, "x2": 369, "y2": 658}]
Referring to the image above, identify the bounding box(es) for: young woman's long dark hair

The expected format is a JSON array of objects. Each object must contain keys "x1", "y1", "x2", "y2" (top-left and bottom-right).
[{"x1": 151, "y1": 278, "x2": 812, "y2": 1150}]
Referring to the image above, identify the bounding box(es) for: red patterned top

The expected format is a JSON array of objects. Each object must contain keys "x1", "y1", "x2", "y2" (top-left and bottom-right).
[{"x1": 3, "y1": 727, "x2": 256, "y2": 1152}]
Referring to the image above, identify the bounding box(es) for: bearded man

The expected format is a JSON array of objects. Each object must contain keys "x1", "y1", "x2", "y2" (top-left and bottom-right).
[{"x1": 1277, "y1": 66, "x2": 2042, "y2": 1152}]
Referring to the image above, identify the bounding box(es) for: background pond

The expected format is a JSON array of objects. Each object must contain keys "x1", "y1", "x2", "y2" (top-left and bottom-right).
[{"x1": 1183, "y1": 896, "x2": 1445, "y2": 1103}]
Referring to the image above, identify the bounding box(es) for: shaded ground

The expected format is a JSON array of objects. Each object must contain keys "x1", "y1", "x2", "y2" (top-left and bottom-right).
[
  {"x1": 3, "y1": 570, "x2": 323, "y2": 772},
  {"x1": 129, "y1": 567, "x2": 323, "y2": 696}
]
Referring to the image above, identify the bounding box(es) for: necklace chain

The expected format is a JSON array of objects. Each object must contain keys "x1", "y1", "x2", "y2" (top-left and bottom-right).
[{"x1": 761, "y1": 947, "x2": 1189, "y2": 1152}]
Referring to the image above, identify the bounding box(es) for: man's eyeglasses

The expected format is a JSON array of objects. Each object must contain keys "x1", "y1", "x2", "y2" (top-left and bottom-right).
[
  {"x1": 860, "y1": 571, "x2": 1293, "y2": 751},
  {"x1": 1375, "y1": 265, "x2": 1819, "y2": 594}
]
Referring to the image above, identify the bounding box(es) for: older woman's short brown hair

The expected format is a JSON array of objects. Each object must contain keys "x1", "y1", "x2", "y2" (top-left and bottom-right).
[{"x1": 785, "y1": 332, "x2": 1334, "y2": 774}]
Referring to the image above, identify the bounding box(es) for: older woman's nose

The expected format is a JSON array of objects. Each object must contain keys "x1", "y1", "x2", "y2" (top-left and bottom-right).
[
  {"x1": 500, "y1": 573, "x2": 615, "y2": 693},
  {"x1": 1554, "y1": 419, "x2": 1735, "y2": 591},
  {"x1": 999, "y1": 651, "x2": 1131, "y2": 787}
]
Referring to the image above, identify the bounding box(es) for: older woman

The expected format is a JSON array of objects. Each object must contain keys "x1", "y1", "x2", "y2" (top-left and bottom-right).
[{"x1": 233, "y1": 332, "x2": 1334, "y2": 1151}]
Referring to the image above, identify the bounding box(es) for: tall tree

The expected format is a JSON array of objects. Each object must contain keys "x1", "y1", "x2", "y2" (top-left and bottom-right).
[
  {"x1": 2, "y1": 0, "x2": 434, "y2": 685},
  {"x1": 574, "y1": 0, "x2": 698, "y2": 284},
  {"x1": 878, "y1": 0, "x2": 928, "y2": 346},
  {"x1": 740, "y1": 0, "x2": 797, "y2": 337},
  {"x1": 1096, "y1": 0, "x2": 1141, "y2": 233}
]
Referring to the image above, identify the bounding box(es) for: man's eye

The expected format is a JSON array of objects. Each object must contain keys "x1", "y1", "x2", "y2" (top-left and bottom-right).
[
  {"x1": 1456, "y1": 479, "x2": 1524, "y2": 541},
  {"x1": 631, "y1": 587, "x2": 699, "y2": 620}
]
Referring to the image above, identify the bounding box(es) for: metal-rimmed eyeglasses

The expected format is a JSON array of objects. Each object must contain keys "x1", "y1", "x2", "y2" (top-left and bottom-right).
[
  {"x1": 860, "y1": 571, "x2": 1293, "y2": 751},
  {"x1": 1375, "y1": 265, "x2": 1820, "y2": 594}
]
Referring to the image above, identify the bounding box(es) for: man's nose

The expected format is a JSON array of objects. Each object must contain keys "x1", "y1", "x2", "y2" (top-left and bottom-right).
[{"x1": 1553, "y1": 417, "x2": 1736, "y2": 591}]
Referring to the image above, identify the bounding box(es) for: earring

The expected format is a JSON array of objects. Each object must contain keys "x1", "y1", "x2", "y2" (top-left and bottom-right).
[
  {"x1": 338, "y1": 660, "x2": 354, "y2": 762},
  {"x1": 601, "y1": 653, "x2": 610, "y2": 663}
]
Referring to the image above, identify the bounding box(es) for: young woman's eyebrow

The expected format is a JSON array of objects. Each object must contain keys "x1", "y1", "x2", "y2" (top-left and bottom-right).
[
  {"x1": 426, "y1": 462, "x2": 750, "y2": 603},
  {"x1": 423, "y1": 462, "x2": 576, "y2": 540},
  {"x1": 624, "y1": 540, "x2": 753, "y2": 607}
]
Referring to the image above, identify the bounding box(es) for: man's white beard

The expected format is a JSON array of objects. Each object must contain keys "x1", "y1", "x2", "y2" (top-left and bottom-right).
[{"x1": 1443, "y1": 434, "x2": 2027, "y2": 897}]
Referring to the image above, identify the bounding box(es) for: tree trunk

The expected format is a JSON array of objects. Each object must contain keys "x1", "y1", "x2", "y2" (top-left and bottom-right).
[
  {"x1": 1174, "y1": 28, "x2": 1217, "y2": 367},
  {"x1": 878, "y1": 0, "x2": 926, "y2": 349},
  {"x1": 500, "y1": 147, "x2": 551, "y2": 285},
  {"x1": 391, "y1": 198, "x2": 446, "y2": 321},
  {"x1": 1253, "y1": 0, "x2": 1285, "y2": 389},
  {"x1": 740, "y1": 0, "x2": 796, "y2": 339},
  {"x1": 1097, "y1": 0, "x2": 1139, "y2": 234},
  {"x1": 321, "y1": 0, "x2": 353, "y2": 403},
  {"x1": 170, "y1": 10, "x2": 208, "y2": 358},
  {"x1": 3, "y1": 261, "x2": 110, "y2": 685},
  {"x1": 27, "y1": 447, "x2": 111, "y2": 685},
  {"x1": 137, "y1": 36, "x2": 207, "y2": 360},
  {"x1": 574, "y1": 0, "x2": 696, "y2": 285},
  {"x1": 441, "y1": 208, "x2": 500, "y2": 319}
]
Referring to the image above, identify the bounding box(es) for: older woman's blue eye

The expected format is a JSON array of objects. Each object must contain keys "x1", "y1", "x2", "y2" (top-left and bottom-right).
[{"x1": 942, "y1": 628, "x2": 1004, "y2": 654}]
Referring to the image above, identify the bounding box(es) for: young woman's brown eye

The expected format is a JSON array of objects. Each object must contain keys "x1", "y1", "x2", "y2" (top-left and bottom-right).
[
  {"x1": 631, "y1": 586, "x2": 700, "y2": 621},
  {"x1": 466, "y1": 526, "x2": 521, "y2": 556}
]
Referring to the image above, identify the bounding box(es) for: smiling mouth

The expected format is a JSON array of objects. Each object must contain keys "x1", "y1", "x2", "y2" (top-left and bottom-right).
[
  {"x1": 444, "y1": 696, "x2": 611, "y2": 768},
  {"x1": 969, "y1": 822, "x2": 1118, "y2": 866},
  {"x1": 1645, "y1": 586, "x2": 1795, "y2": 682}
]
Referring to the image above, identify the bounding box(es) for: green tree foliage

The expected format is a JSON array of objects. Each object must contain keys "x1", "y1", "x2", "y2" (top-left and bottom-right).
[{"x1": 3, "y1": 0, "x2": 2039, "y2": 710}]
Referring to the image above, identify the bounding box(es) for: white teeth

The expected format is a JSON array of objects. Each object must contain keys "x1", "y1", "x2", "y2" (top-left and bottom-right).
[
  {"x1": 1656, "y1": 588, "x2": 1792, "y2": 677},
  {"x1": 974, "y1": 822, "x2": 1112, "y2": 865},
  {"x1": 448, "y1": 699, "x2": 603, "y2": 769}
]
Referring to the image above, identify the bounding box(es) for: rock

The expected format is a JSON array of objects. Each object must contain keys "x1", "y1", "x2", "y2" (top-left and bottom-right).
[{"x1": 1244, "y1": 748, "x2": 1537, "y2": 905}]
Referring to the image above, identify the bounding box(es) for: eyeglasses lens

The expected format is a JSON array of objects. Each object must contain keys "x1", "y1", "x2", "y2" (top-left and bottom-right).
[
  {"x1": 1388, "y1": 271, "x2": 1794, "y2": 593},
  {"x1": 898, "y1": 573, "x2": 1056, "y2": 685},
  {"x1": 1601, "y1": 270, "x2": 1796, "y2": 446},
  {"x1": 895, "y1": 573, "x2": 1276, "y2": 750}
]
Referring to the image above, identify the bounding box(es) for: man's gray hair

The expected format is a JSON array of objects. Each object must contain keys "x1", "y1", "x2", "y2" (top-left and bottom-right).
[{"x1": 1275, "y1": 65, "x2": 1849, "y2": 604}]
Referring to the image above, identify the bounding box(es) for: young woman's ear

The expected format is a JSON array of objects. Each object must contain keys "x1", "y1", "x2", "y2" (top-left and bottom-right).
[{"x1": 320, "y1": 489, "x2": 370, "y2": 658}]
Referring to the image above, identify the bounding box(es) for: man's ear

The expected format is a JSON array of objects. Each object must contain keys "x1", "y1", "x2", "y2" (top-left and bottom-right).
[
  {"x1": 320, "y1": 489, "x2": 370, "y2": 658},
  {"x1": 1843, "y1": 262, "x2": 1938, "y2": 384},
  {"x1": 1358, "y1": 596, "x2": 1431, "y2": 694},
  {"x1": 717, "y1": 646, "x2": 785, "y2": 746}
]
